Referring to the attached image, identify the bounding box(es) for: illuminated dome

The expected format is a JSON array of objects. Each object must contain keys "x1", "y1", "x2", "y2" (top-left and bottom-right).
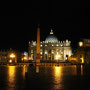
[{"x1": 45, "y1": 30, "x2": 58, "y2": 42}]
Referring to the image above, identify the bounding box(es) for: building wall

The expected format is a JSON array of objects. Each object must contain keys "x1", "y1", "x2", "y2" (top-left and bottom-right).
[
  {"x1": 0, "y1": 50, "x2": 21, "y2": 63},
  {"x1": 71, "y1": 47, "x2": 90, "y2": 63},
  {"x1": 70, "y1": 39, "x2": 90, "y2": 63},
  {"x1": 0, "y1": 51, "x2": 8, "y2": 63},
  {"x1": 28, "y1": 40, "x2": 72, "y2": 61}
]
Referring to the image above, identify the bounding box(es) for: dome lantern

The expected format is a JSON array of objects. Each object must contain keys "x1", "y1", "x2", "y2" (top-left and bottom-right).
[
  {"x1": 45, "y1": 30, "x2": 58, "y2": 43},
  {"x1": 50, "y1": 29, "x2": 54, "y2": 35}
]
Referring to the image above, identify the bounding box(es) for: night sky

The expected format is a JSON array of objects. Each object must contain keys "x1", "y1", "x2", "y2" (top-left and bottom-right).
[{"x1": 0, "y1": 1, "x2": 89, "y2": 52}]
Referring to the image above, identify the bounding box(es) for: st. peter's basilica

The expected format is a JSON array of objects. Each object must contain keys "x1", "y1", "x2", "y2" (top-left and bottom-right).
[{"x1": 28, "y1": 30, "x2": 72, "y2": 61}]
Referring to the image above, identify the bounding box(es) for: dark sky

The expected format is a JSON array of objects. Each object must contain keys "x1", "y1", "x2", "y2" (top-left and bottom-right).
[{"x1": 0, "y1": 1, "x2": 89, "y2": 52}]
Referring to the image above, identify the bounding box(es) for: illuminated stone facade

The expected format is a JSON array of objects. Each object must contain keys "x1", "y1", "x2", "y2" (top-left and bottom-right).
[
  {"x1": 70, "y1": 39, "x2": 90, "y2": 63},
  {"x1": 0, "y1": 50, "x2": 21, "y2": 63},
  {"x1": 29, "y1": 30, "x2": 72, "y2": 61}
]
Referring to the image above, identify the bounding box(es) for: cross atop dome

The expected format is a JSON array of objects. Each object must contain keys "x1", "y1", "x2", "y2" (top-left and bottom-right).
[{"x1": 50, "y1": 29, "x2": 54, "y2": 34}]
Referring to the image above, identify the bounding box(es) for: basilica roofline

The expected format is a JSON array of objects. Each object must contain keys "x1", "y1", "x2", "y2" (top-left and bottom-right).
[
  {"x1": 29, "y1": 40, "x2": 71, "y2": 47},
  {"x1": 29, "y1": 40, "x2": 71, "y2": 44}
]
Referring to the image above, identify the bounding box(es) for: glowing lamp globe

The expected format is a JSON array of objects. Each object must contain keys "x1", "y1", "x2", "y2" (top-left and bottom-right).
[{"x1": 79, "y1": 42, "x2": 83, "y2": 47}]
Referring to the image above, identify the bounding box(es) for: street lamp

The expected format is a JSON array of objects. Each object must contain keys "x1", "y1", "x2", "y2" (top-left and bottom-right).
[
  {"x1": 10, "y1": 53, "x2": 15, "y2": 58},
  {"x1": 9, "y1": 53, "x2": 16, "y2": 63},
  {"x1": 9, "y1": 59, "x2": 12, "y2": 63}
]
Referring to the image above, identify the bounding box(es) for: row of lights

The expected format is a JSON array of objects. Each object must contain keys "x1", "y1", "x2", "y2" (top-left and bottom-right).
[
  {"x1": 31, "y1": 44, "x2": 64, "y2": 47},
  {"x1": 41, "y1": 40, "x2": 70, "y2": 43},
  {"x1": 31, "y1": 43, "x2": 70, "y2": 47},
  {"x1": 29, "y1": 40, "x2": 70, "y2": 44},
  {"x1": 40, "y1": 51, "x2": 63, "y2": 55},
  {"x1": 40, "y1": 44, "x2": 63, "y2": 47}
]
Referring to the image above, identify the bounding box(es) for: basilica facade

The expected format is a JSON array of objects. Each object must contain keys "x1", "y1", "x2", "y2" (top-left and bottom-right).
[{"x1": 28, "y1": 30, "x2": 72, "y2": 61}]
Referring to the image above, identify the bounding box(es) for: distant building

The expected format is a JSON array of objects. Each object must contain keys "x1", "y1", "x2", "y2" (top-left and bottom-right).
[
  {"x1": 70, "y1": 39, "x2": 90, "y2": 63},
  {"x1": 0, "y1": 50, "x2": 21, "y2": 63},
  {"x1": 0, "y1": 50, "x2": 7, "y2": 63},
  {"x1": 28, "y1": 30, "x2": 72, "y2": 61},
  {"x1": 21, "y1": 52, "x2": 28, "y2": 62}
]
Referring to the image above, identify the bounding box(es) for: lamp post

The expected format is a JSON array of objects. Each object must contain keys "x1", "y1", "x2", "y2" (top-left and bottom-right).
[{"x1": 9, "y1": 53, "x2": 16, "y2": 63}]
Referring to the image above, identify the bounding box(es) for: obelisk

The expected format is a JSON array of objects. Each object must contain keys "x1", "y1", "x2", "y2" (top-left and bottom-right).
[{"x1": 36, "y1": 25, "x2": 40, "y2": 65}]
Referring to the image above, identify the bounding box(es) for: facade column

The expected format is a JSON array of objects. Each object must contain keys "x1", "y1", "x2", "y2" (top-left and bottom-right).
[
  {"x1": 54, "y1": 49, "x2": 56, "y2": 60},
  {"x1": 47, "y1": 50, "x2": 48, "y2": 60},
  {"x1": 63, "y1": 47, "x2": 65, "y2": 61},
  {"x1": 51, "y1": 50, "x2": 52, "y2": 60},
  {"x1": 42, "y1": 49, "x2": 45, "y2": 60}
]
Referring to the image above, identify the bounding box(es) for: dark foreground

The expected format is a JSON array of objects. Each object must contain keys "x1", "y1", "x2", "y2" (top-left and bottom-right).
[{"x1": 0, "y1": 65, "x2": 90, "y2": 90}]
